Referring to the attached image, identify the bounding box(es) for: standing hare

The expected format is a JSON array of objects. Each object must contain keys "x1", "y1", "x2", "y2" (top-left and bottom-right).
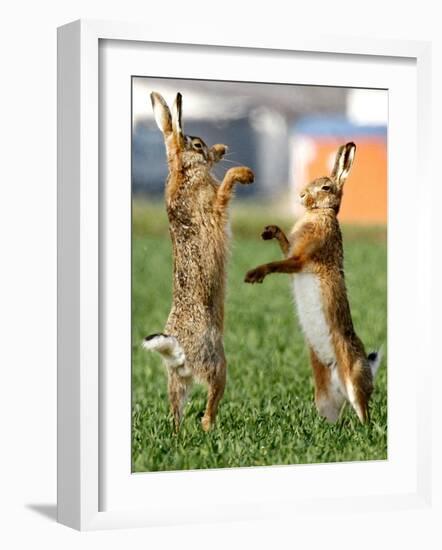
[
  {"x1": 143, "y1": 92, "x2": 254, "y2": 431},
  {"x1": 244, "y1": 142, "x2": 380, "y2": 423}
]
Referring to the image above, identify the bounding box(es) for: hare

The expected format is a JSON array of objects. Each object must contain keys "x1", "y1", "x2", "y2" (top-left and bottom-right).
[
  {"x1": 244, "y1": 142, "x2": 381, "y2": 423},
  {"x1": 143, "y1": 92, "x2": 254, "y2": 431}
]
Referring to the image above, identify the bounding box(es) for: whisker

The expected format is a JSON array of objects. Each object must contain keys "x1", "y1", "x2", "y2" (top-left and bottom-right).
[
  {"x1": 211, "y1": 166, "x2": 226, "y2": 181},
  {"x1": 220, "y1": 158, "x2": 243, "y2": 166}
]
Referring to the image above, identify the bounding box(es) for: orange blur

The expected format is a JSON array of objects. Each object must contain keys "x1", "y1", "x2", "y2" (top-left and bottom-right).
[{"x1": 304, "y1": 139, "x2": 387, "y2": 224}]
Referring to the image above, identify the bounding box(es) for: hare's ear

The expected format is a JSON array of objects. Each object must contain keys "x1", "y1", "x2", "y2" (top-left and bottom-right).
[
  {"x1": 150, "y1": 92, "x2": 172, "y2": 135},
  {"x1": 331, "y1": 142, "x2": 356, "y2": 186},
  {"x1": 172, "y1": 92, "x2": 184, "y2": 144}
]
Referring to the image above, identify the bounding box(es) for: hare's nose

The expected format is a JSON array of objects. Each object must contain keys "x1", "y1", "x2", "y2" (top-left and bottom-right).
[{"x1": 300, "y1": 192, "x2": 306, "y2": 198}]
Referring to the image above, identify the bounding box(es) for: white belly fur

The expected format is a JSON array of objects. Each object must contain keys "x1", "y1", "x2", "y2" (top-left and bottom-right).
[{"x1": 292, "y1": 273, "x2": 336, "y2": 366}]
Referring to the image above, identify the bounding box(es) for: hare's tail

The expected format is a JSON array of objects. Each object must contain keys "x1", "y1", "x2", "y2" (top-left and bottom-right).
[
  {"x1": 367, "y1": 347, "x2": 383, "y2": 377},
  {"x1": 142, "y1": 333, "x2": 187, "y2": 371}
]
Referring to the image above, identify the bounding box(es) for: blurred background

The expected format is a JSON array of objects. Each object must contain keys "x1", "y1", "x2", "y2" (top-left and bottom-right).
[{"x1": 132, "y1": 77, "x2": 387, "y2": 223}]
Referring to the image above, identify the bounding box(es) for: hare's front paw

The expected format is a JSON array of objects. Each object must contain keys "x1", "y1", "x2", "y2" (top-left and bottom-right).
[
  {"x1": 244, "y1": 266, "x2": 267, "y2": 284},
  {"x1": 261, "y1": 225, "x2": 281, "y2": 240},
  {"x1": 229, "y1": 166, "x2": 254, "y2": 185}
]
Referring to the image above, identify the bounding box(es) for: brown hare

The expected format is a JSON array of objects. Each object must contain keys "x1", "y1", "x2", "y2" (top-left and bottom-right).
[
  {"x1": 244, "y1": 142, "x2": 380, "y2": 423},
  {"x1": 143, "y1": 92, "x2": 254, "y2": 431}
]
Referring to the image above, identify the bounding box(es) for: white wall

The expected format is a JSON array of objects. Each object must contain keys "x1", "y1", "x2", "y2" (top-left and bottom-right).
[{"x1": 1, "y1": 1, "x2": 440, "y2": 548}]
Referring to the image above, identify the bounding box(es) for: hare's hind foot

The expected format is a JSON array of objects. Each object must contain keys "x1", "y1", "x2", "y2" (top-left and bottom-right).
[
  {"x1": 309, "y1": 348, "x2": 345, "y2": 423},
  {"x1": 315, "y1": 381, "x2": 345, "y2": 423},
  {"x1": 344, "y1": 379, "x2": 370, "y2": 423},
  {"x1": 333, "y1": 345, "x2": 375, "y2": 424},
  {"x1": 201, "y1": 415, "x2": 212, "y2": 432},
  {"x1": 168, "y1": 372, "x2": 192, "y2": 432},
  {"x1": 201, "y1": 366, "x2": 226, "y2": 432},
  {"x1": 316, "y1": 400, "x2": 343, "y2": 423},
  {"x1": 342, "y1": 361, "x2": 374, "y2": 424}
]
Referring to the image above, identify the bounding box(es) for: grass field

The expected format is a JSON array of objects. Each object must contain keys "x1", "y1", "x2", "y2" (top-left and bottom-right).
[{"x1": 132, "y1": 201, "x2": 387, "y2": 472}]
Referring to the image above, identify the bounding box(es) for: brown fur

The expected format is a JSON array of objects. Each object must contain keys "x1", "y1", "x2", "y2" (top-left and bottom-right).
[
  {"x1": 245, "y1": 142, "x2": 377, "y2": 423},
  {"x1": 309, "y1": 346, "x2": 345, "y2": 421},
  {"x1": 147, "y1": 92, "x2": 254, "y2": 431}
]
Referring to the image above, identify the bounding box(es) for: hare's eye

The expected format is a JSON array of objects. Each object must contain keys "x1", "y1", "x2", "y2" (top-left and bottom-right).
[
  {"x1": 322, "y1": 185, "x2": 331, "y2": 191},
  {"x1": 193, "y1": 142, "x2": 202, "y2": 149}
]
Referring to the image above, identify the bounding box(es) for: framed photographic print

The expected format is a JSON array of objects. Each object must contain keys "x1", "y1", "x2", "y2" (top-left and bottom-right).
[
  {"x1": 131, "y1": 78, "x2": 388, "y2": 472},
  {"x1": 57, "y1": 19, "x2": 432, "y2": 530}
]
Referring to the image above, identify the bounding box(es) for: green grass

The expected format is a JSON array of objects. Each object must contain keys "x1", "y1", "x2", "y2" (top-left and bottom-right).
[{"x1": 132, "y1": 201, "x2": 387, "y2": 472}]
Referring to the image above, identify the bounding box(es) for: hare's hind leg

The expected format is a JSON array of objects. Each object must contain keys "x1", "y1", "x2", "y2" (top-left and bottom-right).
[
  {"x1": 201, "y1": 363, "x2": 226, "y2": 432},
  {"x1": 335, "y1": 348, "x2": 373, "y2": 423},
  {"x1": 309, "y1": 348, "x2": 345, "y2": 422},
  {"x1": 345, "y1": 359, "x2": 374, "y2": 423},
  {"x1": 168, "y1": 371, "x2": 192, "y2": 431}
]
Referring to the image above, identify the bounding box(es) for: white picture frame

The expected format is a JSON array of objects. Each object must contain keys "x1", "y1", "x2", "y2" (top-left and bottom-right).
[{"x1": 57, "y1": 19, "x2": 432, "y2": 531}]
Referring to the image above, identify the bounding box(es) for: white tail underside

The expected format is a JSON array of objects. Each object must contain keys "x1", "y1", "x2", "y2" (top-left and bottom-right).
[{"x1": 143, "y1": 334, "x2": 190, "y2": 376}]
